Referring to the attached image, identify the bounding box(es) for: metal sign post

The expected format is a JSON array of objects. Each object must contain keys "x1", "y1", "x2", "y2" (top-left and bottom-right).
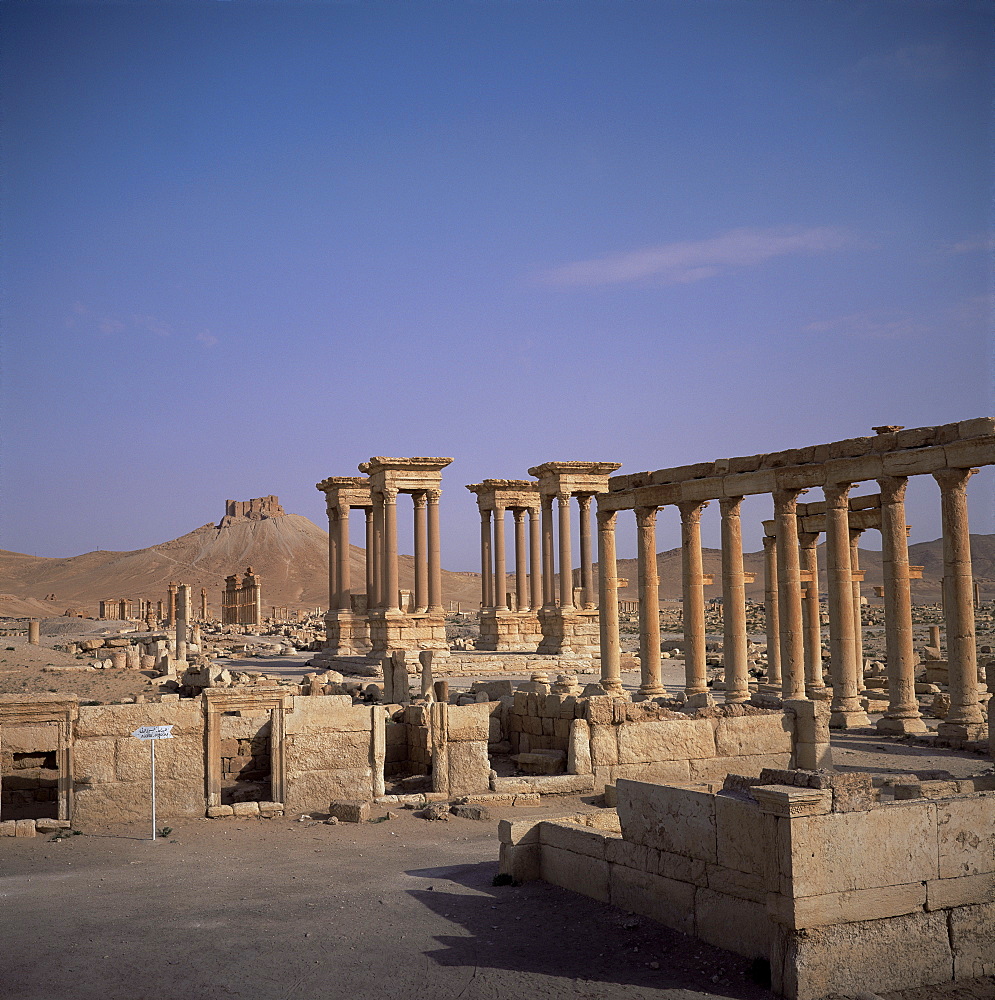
[{"x1": 132, "y1": 725, "x2": 174, "y2": 841}]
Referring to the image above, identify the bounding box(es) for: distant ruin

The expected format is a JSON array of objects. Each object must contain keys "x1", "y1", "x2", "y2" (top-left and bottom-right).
[{"x1": 219, "y1": 495, "x2": 285, "y2": 526}]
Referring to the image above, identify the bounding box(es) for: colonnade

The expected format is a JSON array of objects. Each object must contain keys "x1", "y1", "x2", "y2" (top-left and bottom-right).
[{"x1": 596, "y1": 420, "x2": 994, "y2": 740}]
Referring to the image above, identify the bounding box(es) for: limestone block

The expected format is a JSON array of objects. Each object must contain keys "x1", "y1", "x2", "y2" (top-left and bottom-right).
[
  {"x1": 207, "y1": 805, "x2": 234, "y2": 818},
  {"x1": 768, "y1": 882, "x2": 925, "y2": 929},
  {"x1": 446, "y1": 741, "x2": 490, "y2": 797},
  {"x1": 232, "y1": 801, "x2": 259, "y2": 817},
  {"x1": 285, "y1": 730, "x2": 371, "y2": 772},
  {"x1": 0, "y1": 820, "x2": 17, "y2": 836},
  {"x1": 328, "y1": 799, "x2": 370, "y2": 823},
  {"x1": 72, "y1": 738, "x2": 118, "y2": 784},
  {"x1": 617, "y1": 718, "x2": 715, "y2": 764},
  {"x1": 714, "y1": 715, "x2": 792, "y2": 757},
  {"x1": 284, "y1": 699, "x2": 371, "y2": 734},
  {"x1": 926, "y1": 872, "x2": 995, "y2": 910},
  {"x1": 774, "y1": 910, "x2": 951, "y2": 1000},
  {"x1": 612, "y1": 760, "x2": 691, "y2": 784},
  {"x1": 541, "y1": 845, "x2": 609, "y2": 903},
  {"x1": 950, "y1": 901, "x2": 995, "y2": 978},
  {"x1": 781, "y1": 800, "x2": 938, "y2": 897},
  {"x1": 605, "y1": 835, "x2": 648, "y2": 871},
  {"x1": 76, "y1": 700, "x2": 201, "y2": 739},
  {"x1": 608, "y1": 863, "x2": 695, "y2": 935},
  {"x1": 567, "y1": 718, "x2": 592, "y2": 775},
  {"x1": 589, "y1": 725, "x2": 618, "y2": 767},
  {"x1": 937, "y1": 795, "x2": 995, "y2": 878},
  {"x1": 654, "y1": 847, "x2": 707, "y2": 885},
  {"x1": 957, "y1": 416, "x2": 995, "y2": 438},
  {"x1": 2, "y1": 723, "x2": 59, "y2": 752},
  {"x1": 752, "y1": 785, "x2": 833, "y2": 818},
  {"x1": 540, "y1": 821, "x2": 607, "y2": 860},
  {"x1": 498, "y1": 817, "x2": 542, "y2": 845},
  {"x1": 715, "y1": 793, "x2": 775, "y2": 878},
  {"x1": 499, "y1": 842, "x2": 541, "y2": 882},
  {"x1": 116, "y1": 734, "x2": 204, "y2": 782},
  {"x1": 945, "y1": 436, "x2": 995, "y2": 469},
  {"x1": 617, "y1": 779, "x2": 717, "y2": 863},
  {"x1": 793, "y1": 741, "x2": 833, "y2": 770},
  {"x1": 14, "y1": 819, "x2": 36, "y2": 837},
  {"x1": 446, "y1": 703, "x2": 491, "y2": 742},
  {"x1": 690, "y1": 752, "x2": 792, "y2": 782},
  {"x1": 258, "y1": 801, "x2": 283, "y2": 817},
  {"x1": 695, "y1": 888, "x2": 773, "y2": 959},
  {"x1": 585, "y1": 697, "x2": 615, "y2": 726},
  {"x1": 706, "y1": 864, "x2": 766, "y2": 903},
  {"x1": 34, "y1": 819, "x2": 70, "y2": 833},
  {"x1": 73, "y1": 776, "x2": 204, "y2": 829}
]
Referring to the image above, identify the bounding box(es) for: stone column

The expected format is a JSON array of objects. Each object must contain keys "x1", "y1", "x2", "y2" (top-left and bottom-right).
[
  {"x1": 557, "y1": 492, "x2": 574, "y2": 609},
  {"x1": 167, "y1": 582, "x2": 177, "y2": 627},
  {"x1": 680, "y1": 500, "x2": 709, "y2": 697},
  {"x1": 636, "y1": 506, "x2": 664, "y2": 696},
  {"x1": 494, "y1": 506, "x2": 508, "y2": 611},
  {"x1": 933, "y1": 469, "x2": 985, "y2": 731},
  {"x1": 413, "y1": 493, "x2": 428, "y2": 613},
  {"x1": 720, "y1": 497, "x2": 749, "y2": 703},
  {"x1": 176, "y1": 585, "x2": 189, "y2": 661},
  {"x1": 337, "y1": 503, "x2": 351, "y2": 613},
  {"x1": 427, "y1": 489, "x2": 443, "y2": 613},
  {"x1": 798, "y1": 531, "x2": 824, "y2": 696},
  {"x1": 597, "y1": 508, "x2": 623, "y2": 693},
  {"x1": 774, "y1": 489, "x2": 806, "y2": 701},
  {"x1": 328, "y1": 503, "x2": 339, "y2": 612},
  {"x1": 529, "y1": 507, "x2": 542, "y2": 612},
  {"x1": 578, "y1": 495, "x2": 595, "y2": 609},
  {"x1": 28, "y1": 620, "x2": 39, "y2": 645},
  {"x1": 200, "y1": 589, "x2": 208, "y2": 621},
  {"x1": 480, "y1": 509, "x2": 493, "y2": 609},
  {"x1": 877, "y1": 476, "x2": 926, "y2": 733},
  {"x1": 541, "y1": 495, "x2": 555, "y2": 608},
  {"x1": 364, "y1": 509, "x2": 375, "y2": 605},
  {"x1": 763, "y1": 535, "x2": 782, "y2": 690},
  {"x1": 513, "y1": 509, "x2": 528, "y2": 612},
  {"x1": 850, "y1": 528, "x2": 866, "y2": 681},
  {"x1": 383, "y1": 488, "x2": 400, "y2": 613},
  {"x1": 372, "y1": 496, "x2": 385, "y2": 608},
  {"x1": 824, "y1": 482, "x2": 869, "y2": 728}
]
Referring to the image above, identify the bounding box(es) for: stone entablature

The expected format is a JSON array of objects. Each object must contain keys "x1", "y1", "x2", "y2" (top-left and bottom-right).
[{"x1": 595, "y1": 420, "x2": 994, "y2": 742}]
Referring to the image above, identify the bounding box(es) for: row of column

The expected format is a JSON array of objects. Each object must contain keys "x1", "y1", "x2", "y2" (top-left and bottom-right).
[
  {"x1": 329, "y1": 491, "x2": 443, "y2": 614},
  {"x1": 597, "y1": 469, "x2": 984, "y2": 733},
  {"x1": 479, "y1": 507, "x2": 542, "y2": 611},
  {"x1": 538, "y1": 493, "x2": 597, "y2": 611}
]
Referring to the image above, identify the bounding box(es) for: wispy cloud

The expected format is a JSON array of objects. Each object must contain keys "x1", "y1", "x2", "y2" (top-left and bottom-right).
[
  {"x1": 196, "y1": 330, "x2": 219, "y2": 348},
  {"x1": 133, "y1": 314, "x2": 172, "y2": 337},
  {"x1": 803, "y1": 295, "x2": 991, "y2": 342},
  {"x1": 941, "y1": 233, "x2": 995, "y2": 256},
  {"x1": 829, "y1": 43, "x2": 961, "y2": 100},
  {"x1": 541, "y1": 226, "x2": 853, "y2": 288}
]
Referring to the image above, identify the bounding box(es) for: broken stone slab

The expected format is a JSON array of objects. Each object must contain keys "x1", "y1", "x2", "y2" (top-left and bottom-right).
[{"x1": 328, "y1": 799, "x2": 370, "y2": 823}]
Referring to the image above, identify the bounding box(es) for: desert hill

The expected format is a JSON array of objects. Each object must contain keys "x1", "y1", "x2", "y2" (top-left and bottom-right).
[{"x1": 1, "y1": 503, "x2": 992, "y2": 618}]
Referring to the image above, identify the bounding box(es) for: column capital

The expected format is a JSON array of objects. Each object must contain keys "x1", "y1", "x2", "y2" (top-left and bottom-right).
[
  {"x1": 335, "y1": 501, "x2": 351, "y2": 520},
  {"x1": 541, "y1": 493, "x2": 554, "y2": 510},
  {"x1": 512, "y1": 507, "x2": 527, "y2": 523},
  {"x1": 635, "y1": 505, "x2": 658, "y2": 527},
  {"x1": 772, "y1": 488, "x2": 803, "y2": 515},
  {"x1": 381, "y1": 487, "x2": 399, "y2": 504},
  {"x1": 479, "y1": 508, "x2": 492, "y2": 523},
  {"x1": 576, "y1": 494, "x2": 593, "y2": 511},
  {"x1": 762, "y1": 534, "x2": 777, "y2": 551},
  {"x1": 678, "y1": 499, "x2": 708, "y2": 523},
  {"x1": 597, "y1": 507, "x2": 618, "y2": 528},
  {"x1": 933, "y1": 467, "x2": 977, "y2": 493},
  {"x1": 412, "y1": 492, "x2": 427, "y2": 509},
  {"x1": 555, "y1": 491, "x2": 573, "y2": 506},
  {"x1": 718, "y1": 496, "x2": 743, "y2": 516},
  {"x1": 797, "y1": 530, "x2": 820, "y2": 548},
  {"x1": 848, "y1": 526, "x2": 866, "y2": 542},
  {"x1": 877, "y1": 475, "x2": 909, "y2": 505},
  {"x1": 822, "y1": 482, "x2": 852, "y2": 509},
  {"x1": 425, "y1": 488, "x2": 441, "y2": 503}
]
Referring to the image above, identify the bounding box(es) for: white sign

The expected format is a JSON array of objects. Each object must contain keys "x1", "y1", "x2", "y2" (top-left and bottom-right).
[{"x1": 132, "y1": 725, "x2": 174, "y2": 740}]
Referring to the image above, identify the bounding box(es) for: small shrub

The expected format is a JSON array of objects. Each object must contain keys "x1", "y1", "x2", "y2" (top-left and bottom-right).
[{"x1": 158, "y1": 826, "x2": 173, "y2": 838}]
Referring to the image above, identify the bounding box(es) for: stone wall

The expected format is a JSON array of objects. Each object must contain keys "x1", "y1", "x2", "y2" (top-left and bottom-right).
[{"x1": 499, "y1": 774, "x2": 995, "y2": 1000}]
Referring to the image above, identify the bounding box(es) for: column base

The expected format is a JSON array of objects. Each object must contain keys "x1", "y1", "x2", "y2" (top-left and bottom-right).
[
  {"x1": 319, "y1": 610, "x2": 372, "y2": 658},
  {"x1": 367, "y1": 610, "x2": 449, "y2": 659},
  {"x1": 829, "y1": 708, "x2": 871, "y2": 729},
  {"x1": 476, "y1": 610, "x2": 543, "y2": 652},
  {"x1": 723, "y1": 690, "x2": 751, "y2": 704},
  {"x1": 876, "y1": 714, "x2": 928, "y2": 735},
  {"x1": 537, "y1": 608, "x2": 600, "y2": 655},
  {"x1": 937, "y1": 721, "x2": 988, "y2": 742}
]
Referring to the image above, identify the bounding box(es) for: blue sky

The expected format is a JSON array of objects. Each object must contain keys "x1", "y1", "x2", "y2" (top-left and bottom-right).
[{"x1": 1, "y1": 0, "x2": 992, "y2": 570}]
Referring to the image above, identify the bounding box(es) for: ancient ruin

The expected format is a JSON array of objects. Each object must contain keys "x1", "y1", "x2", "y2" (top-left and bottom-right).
[{"x1": 221, "y1": 568, "x2": 262, "y2": 626}]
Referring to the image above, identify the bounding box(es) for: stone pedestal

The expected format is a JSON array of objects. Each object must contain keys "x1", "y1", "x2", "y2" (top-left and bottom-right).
[
  {"x1": 367, "y1": 610, "x2": 449, "y2": 659},
  {"x1": 477, "y1": 610, "x2": 542, "y2": 652},
  {"x1": 537, "y1": 608, "x2": 600, "y2": 655},
  {"x1": 314, "y1": 609, "x2": 372, "y2": 662}
]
